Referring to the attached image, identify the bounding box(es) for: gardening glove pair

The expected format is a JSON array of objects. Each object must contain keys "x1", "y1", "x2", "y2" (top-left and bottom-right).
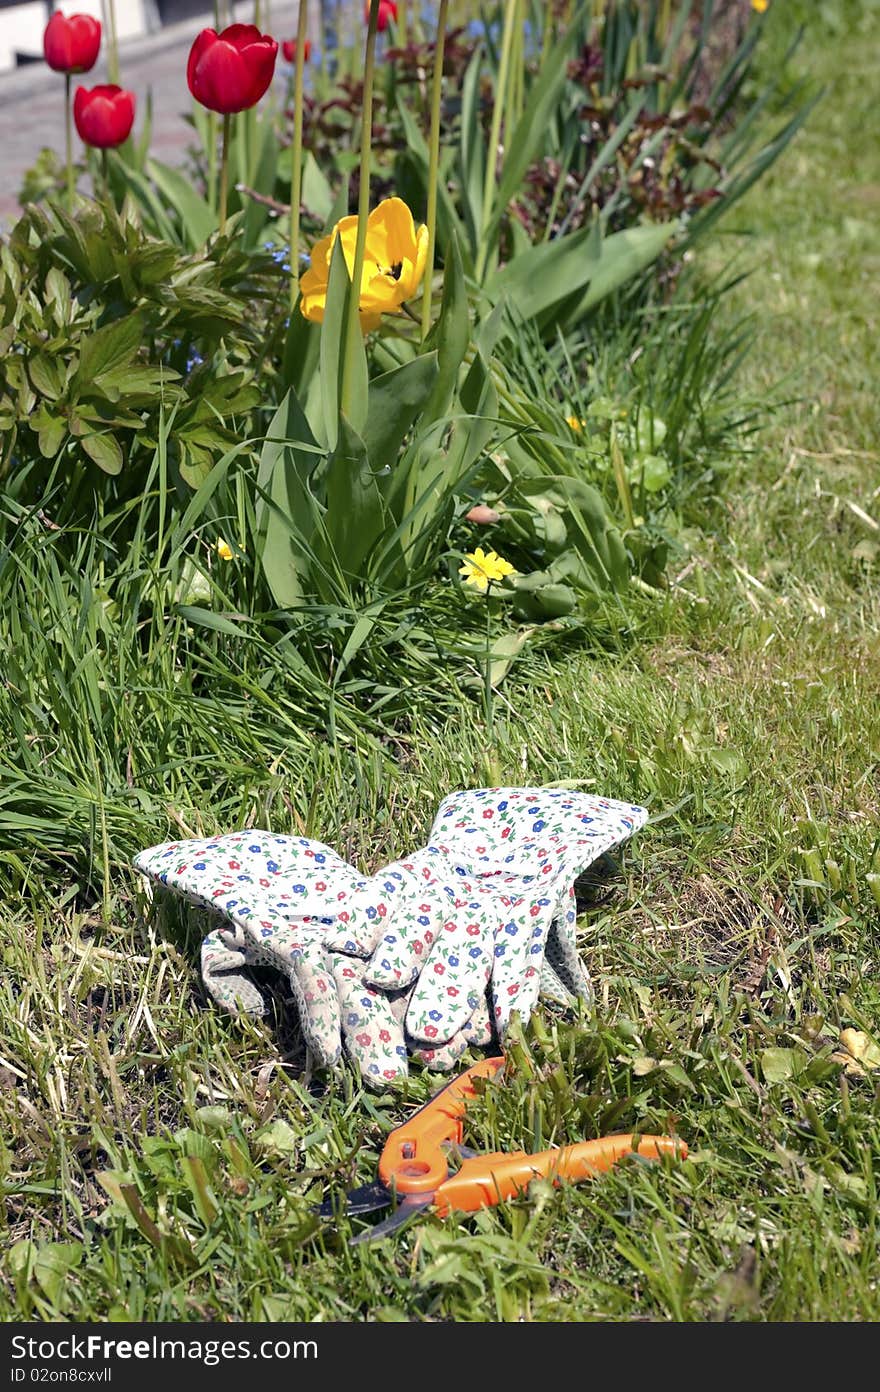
[
  {"x1": 133, "y1": 786, "x2": 647, "y2": 1087},
  {"x1": 133, "y1": 830, "x2": 484, "y2": 1084},
  {"x1": 328, "y1": 787, "x2": 648, "y2": 1050}
]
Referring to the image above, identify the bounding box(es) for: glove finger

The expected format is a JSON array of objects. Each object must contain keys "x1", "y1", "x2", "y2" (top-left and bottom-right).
[
  {"x1": 361, "y1": 874, "x2": 459, "y2": 990},
  {"x1": 201, "y1": 926, "x2": 267, "y2": 1017},
  {"x1": 405, "y1": 913, "x2": 492, "y2": 1043},
  {"x1": 332, "y1": 955, "x2": 409, "y2": 1088},
  {"x1": 288, "y1": 938, "x2": 343, "y2": 1069},
  {"x1": 490, "y1": 895, "x2": 555, "y2": 1039},
  {"x1": 324, "y1": 861, "x2": 432, "y2": 957},
  {"x1": 408, "y1": 993, "x2": 495, "y2": 1070}
]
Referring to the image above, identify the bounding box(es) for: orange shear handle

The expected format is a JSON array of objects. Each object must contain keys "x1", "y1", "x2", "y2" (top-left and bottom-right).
[
  {"x1": 378, "y1": 1056, "x2": 506, "y2": 1197},
  {"x1": 432, "y1": 1134, "x2": 688, "y2": 1216}
]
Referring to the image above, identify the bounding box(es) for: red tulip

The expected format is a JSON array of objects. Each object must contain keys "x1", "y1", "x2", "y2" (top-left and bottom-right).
[
  {"x1": 282, "y1": 39, "x2": 312, "y2": 63},
  {"x1": 187, "y1": 24, "x2": 278, "y2": 115},
  {"x1": 73, "y1": 84, "x2": 135, "y2": 148},
  {"x1": 365, "y1": 0, "x2": 398, "y2": 31},
  {"x1": 43, "y1": 12, "x2": 101, "y2": 74}
]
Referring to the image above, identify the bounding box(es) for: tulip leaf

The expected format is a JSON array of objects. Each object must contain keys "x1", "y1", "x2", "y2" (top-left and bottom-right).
[
  {"x1": 323, "y1": 414, "x2": 387, "y2": 579},
  {"x1": 281, "y1": 301, "x2": 320, "y2": 400},
  {"x1": 457, "y1": 48, "x2": 486, "y2": 260},
  {"x1": 256, "y1": 387, "x2": 322, "y2": 608},
  {"x1": 564, "y1": 221, "x2": 679, "y2": 324},
  {"x1": 485, "y1": 221, "x2": 676, "y2": 334},
  {"x1": 146, "y1": 158, "x2": 216, "y2": 249},
  {"x1": 319, "y1": 237, "x2": 363, "y2": 450},
  {"x1": 242, "y1": 120, "x2": 278, "y2": 251},
  {"x1": 422, "y1": 230, "x2": 469, "y2": 426},
  {"x1": 301, "y1": 153, "x2": 334, "y2": 224},
  {"x1": 364, "y1": 352, "x2": 438, "y2": 473}
]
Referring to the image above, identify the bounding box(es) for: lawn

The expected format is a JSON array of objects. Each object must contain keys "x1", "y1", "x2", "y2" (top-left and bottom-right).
[{"x1": 1, "y1": 0, "x2": 878, "y2": 1321}]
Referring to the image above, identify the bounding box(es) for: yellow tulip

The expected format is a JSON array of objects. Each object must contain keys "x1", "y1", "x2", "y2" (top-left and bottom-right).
[
  {"x1": 751, "y1": 0, "x2": 769, "y2": 11},
  {"x1": 300, "y1": 197, "x2": 429, "y2": 332}
]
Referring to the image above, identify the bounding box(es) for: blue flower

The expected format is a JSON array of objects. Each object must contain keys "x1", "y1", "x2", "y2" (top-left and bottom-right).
[
  {"x1": 429, "y1": 1010, "x2": 442, "y2": 1022},
  {"x1": 292, "y1": 884, "x2": 306, "y2": 894},
  {"x1": 417, "y1": 915, "x2": 430, "y2": 927},
  {"x1": 504, "y1": 923, "x2": 517, "y2": 935},
  {"x1": 346, "y1": 1013, "x2": 359, "y2": 1026},
  {"x1": 366, "y1": 906, "x2": 377, "y2": 919},
  {"x1": 314, "y1": 853, "x2": 325, "y2": 864},
  {"x1": 249, "y1": 844, "x2": 262, "y2": 853},
  {"x1": 194, "y1": 862, "x2": 206, "y2": 870},
  {"x1": 469, "y1": 947, "x2": 482, "y2": 959},
  {"x1": 498, "y1": 800, "x2": 508, "y2": 811},
  {"x1": 448, "y1": 955, "x2": 459, "y2": 967},
  {"x1": 494, "y1": 943, "x2": 506, "y2": 957},
  {"x1": 532, "y1": 820, "x2": 545, "y2": 832},
  {"x1": 266, "y1": 860, "x2": 279, "y2": 873}
]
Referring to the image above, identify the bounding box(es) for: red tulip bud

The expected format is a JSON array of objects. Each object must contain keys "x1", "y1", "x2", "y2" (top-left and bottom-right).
[
  {"x1": 187, "y1": 24, "x2": 279, "y2": 115},
  {"x1": 465, "y1": 505, "x2": 501, "y2": 525},
  {"x1": 73, "y1": 84, "x2": 135, "y2": 148},
  {"x1": 43, "y1": 12, "x2": 101, "y2": 75},
  {"x1": 282, "y1": 38, "x2": 312, "y2": 63},
  {"x1": 365, "y1": 0, "x2": 398, "y2": 32}
]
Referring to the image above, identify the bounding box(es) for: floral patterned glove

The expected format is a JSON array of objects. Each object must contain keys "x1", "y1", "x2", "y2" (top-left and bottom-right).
[
  {"x1": 326, "y1": 788, "x2": 648, "y2": 1047},
  {"x1": 133, "y1": 830, "x2": 488, "y2": 1085}
]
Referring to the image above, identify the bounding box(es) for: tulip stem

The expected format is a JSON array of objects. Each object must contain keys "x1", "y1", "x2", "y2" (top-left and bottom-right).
[
  {"x1": 102, "y1": 149, "x2": 109, "y2": 204},
  {"x1": 289, "y1": 0, "x2": 309, "y2": 315},
  {"x1": 207, "y1": 112, "x2": 217, "y2": 211},
  {"x1": 103, "y1": 0, "x2": 120, "y2": 85},
  {"x1": 420, "y1": 0, "x2": 448, "y2": 344},
  {"x1": 218, "y1": 113, "x2": 231, "y2": 235},
  {"x1": 341, "y1": 0, "x2": 380, "y2": 417},
  {"x1": 65, "y1": 73, "x2": 74, "y2": 211}
]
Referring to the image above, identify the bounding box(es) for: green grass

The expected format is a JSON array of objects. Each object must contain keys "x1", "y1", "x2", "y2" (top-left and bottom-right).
[{"x1": 2, "y1": 3, "x2": 879, "y2": 1321}]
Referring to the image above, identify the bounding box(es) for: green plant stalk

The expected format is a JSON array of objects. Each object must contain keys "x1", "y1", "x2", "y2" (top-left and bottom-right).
[
  {"x1": 207, "y1": 112, "x2": 218, "y2": 211},
  {"x1": 289, "y1": 0, "x2": 309, "y2": 315},
  {"x1": 104, "y1": 0, "x2": 120, "y2": 85},
  {"x1": 509, "y1": 0, "x2": 524, "y2": 128},
  {"x1": 420, "y1": 0, "x2": 449, "y2": 343},
  {"x1": 341, "y1": 0, "x2": 380, "y2": 418},
  {"x1": 484, "y1": 584, "x2": 495, "y2": 742},
  {"x1": 610, "y1": 424, "x2": 636, "y2": 530},
  {"x1": 476, "y1": 0, "x2": 517, "y2": 281},
  {"x1": 218, "y1": 113, "x2": 231, "y2": 234},
  {"x1": 102, "y1": 148, "x2": 109, "y2": 205},
  {"x1": 65, "y1": 73, "x2": 74, "y2": 210}
]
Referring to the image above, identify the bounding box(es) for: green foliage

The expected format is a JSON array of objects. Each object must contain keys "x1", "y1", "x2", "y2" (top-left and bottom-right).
[{"x1": 0, "y1": 200, "x2": 279, "y2": 503}]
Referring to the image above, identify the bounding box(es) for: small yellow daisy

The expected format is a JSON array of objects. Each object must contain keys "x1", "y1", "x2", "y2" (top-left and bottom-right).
[
  {"x1": 459, "y1": 547, "x2": 515, "y2": 593},
  {"x1": 216, "y1": 539, "x2": 234, "y2": 561},
  {"x1": 566, "y1": 414, "x2": 588, "y2": 432},
  {"x1": 751, "y1": 0, "x2": 769, "y2": 12}
]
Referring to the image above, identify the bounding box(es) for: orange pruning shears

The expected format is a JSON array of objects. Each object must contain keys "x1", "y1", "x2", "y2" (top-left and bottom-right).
[{"x1": 318, "y1": 1056, "x2": 687, "y2": 1245}]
